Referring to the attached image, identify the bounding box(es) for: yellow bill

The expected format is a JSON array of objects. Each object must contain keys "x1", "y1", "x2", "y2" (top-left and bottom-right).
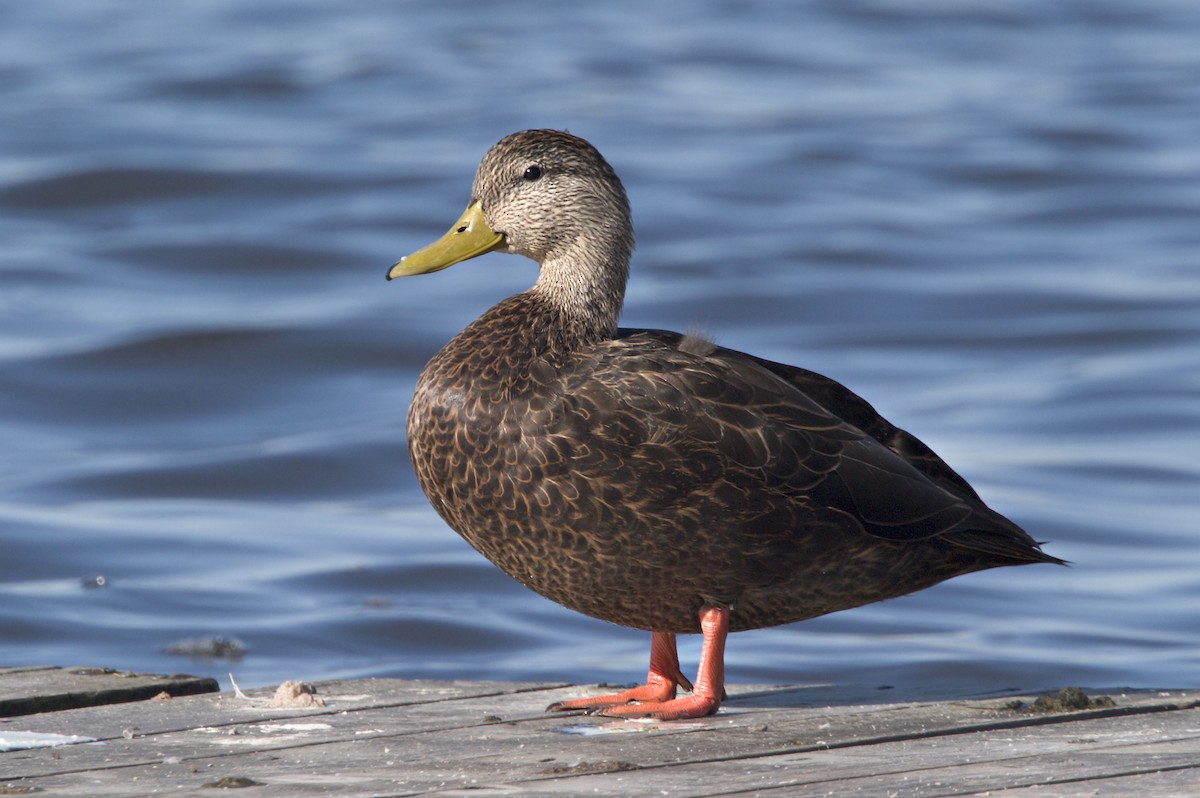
[{"x1": 387, "y1": 200, "x2": 505, "y2": 280}]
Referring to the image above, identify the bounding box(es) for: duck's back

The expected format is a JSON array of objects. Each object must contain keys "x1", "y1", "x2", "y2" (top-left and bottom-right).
[{"x1": 407, "y1": 309, "x2": 1057, "y2": 635}]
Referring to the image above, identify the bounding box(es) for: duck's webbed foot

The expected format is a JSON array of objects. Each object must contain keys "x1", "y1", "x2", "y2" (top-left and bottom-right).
[
  {"x1": 546, "y1": 631, "x2": 690, "y2": 713},
  {"x1": 547, "y1": 605, "x2": 730, "y2": 721}
]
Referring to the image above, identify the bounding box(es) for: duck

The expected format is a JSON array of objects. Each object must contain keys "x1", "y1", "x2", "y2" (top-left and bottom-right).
[{"x1": 387, "y1": 129, "x2": 1063, "y2": 720}]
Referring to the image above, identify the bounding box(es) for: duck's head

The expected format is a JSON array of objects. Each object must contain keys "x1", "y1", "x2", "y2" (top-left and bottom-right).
[{"x1": 388, "y1": 129, "x2": 632, "y2": 279}]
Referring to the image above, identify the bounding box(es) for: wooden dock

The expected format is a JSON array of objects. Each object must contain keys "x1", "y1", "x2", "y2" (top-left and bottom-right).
[{"x1": 1, "y1": 666, "x2": 1196, "y2": 796}]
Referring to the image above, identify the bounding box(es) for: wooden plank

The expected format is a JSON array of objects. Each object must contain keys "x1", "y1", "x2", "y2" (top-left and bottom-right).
[
  {"x1": 979, "y1": 767, "x2": 1200, "y2": 798},
  {"x1": 5, "y1": 678, "x2": 568, "y2": 740},
  {"x1": 0, "y1": 666, "x2": 218, "y2": 718},
  {"x1": 10, "y1": 701, "x2": 1198, "y2": 797},
  {"x1": 0, "y1": 675, "x2": 1195, "y2": 796},
  {"x1": 538, "y1": 701, "x2": 1200, "y2": 796}
]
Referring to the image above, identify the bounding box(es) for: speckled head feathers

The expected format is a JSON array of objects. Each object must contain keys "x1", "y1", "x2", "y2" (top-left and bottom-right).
[{"x1": 470, "y1": 130, "x2": 633, "y2": 268}]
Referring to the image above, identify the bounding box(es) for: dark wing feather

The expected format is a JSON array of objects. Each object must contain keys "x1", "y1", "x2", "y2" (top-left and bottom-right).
[
  {"x1": 608, "y1": 328, "x2": 1057, "y2": 564},
  {"x1": 623, "y1": 328, "x2": 983, "y2": 501}
]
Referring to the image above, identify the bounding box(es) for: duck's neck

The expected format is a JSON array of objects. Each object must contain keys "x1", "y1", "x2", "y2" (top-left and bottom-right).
[{"x1": 529, "y1": 230, "x2": 631, "y2": 349}]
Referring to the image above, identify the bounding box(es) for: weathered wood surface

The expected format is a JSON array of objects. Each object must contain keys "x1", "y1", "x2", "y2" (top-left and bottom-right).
[
  {"x1": 0, "y1": 666, "x2": 218, "y2": 718},
  {"x1": 0, "y1": 669, "x2": 1196, "y2": 797}
]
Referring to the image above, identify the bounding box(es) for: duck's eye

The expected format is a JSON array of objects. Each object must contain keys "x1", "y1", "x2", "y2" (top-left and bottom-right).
[{"x1": 523, "y1": 165, "x2": 542, "y2": 181}]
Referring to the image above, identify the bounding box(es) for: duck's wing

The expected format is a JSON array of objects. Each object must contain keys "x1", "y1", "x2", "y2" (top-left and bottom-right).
[
  {"x1": 623, "y1": 329, "x2": 984, "y2": 501},
  {"x1": 585, "y1": 328, "x2": 1056, "y2": 564}
]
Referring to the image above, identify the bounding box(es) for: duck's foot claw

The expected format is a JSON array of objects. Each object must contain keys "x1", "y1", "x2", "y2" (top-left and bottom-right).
[
  {"x1": 546, "y1": 679, "x2": 679, "y2": 714},
  {"x1": 594, "y1": 693, "x2": 721, "y2": 720},
  {"x1": 546, "y1": 607, "x2": 729, "y2": 723}
]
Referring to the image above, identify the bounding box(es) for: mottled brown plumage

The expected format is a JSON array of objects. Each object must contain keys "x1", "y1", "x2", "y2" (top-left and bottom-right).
[{"x1": 390, "y1": 129, "x2": 1063, "y2": 719}]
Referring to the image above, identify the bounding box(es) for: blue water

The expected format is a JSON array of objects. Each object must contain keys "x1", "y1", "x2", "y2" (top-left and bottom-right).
[{"x1": 2, "y1": 0, "x2": 1198, "y2": 697}]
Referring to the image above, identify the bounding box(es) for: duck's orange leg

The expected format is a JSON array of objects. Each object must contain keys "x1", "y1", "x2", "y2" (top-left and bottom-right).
[
  {"x1": 598, "y1": 605, "x2": 729, "y2": 720},
  {"x1": 546, "y1": 605, "x2": 731, "y2": 721},
  {"x1": 547, "y1": 631, "x2": 691, "y2": 712}
]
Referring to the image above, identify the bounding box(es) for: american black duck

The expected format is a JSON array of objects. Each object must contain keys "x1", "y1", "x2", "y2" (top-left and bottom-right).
[{"x1": 388, "y1": 129, "x2": 1063, "y2": 720}]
